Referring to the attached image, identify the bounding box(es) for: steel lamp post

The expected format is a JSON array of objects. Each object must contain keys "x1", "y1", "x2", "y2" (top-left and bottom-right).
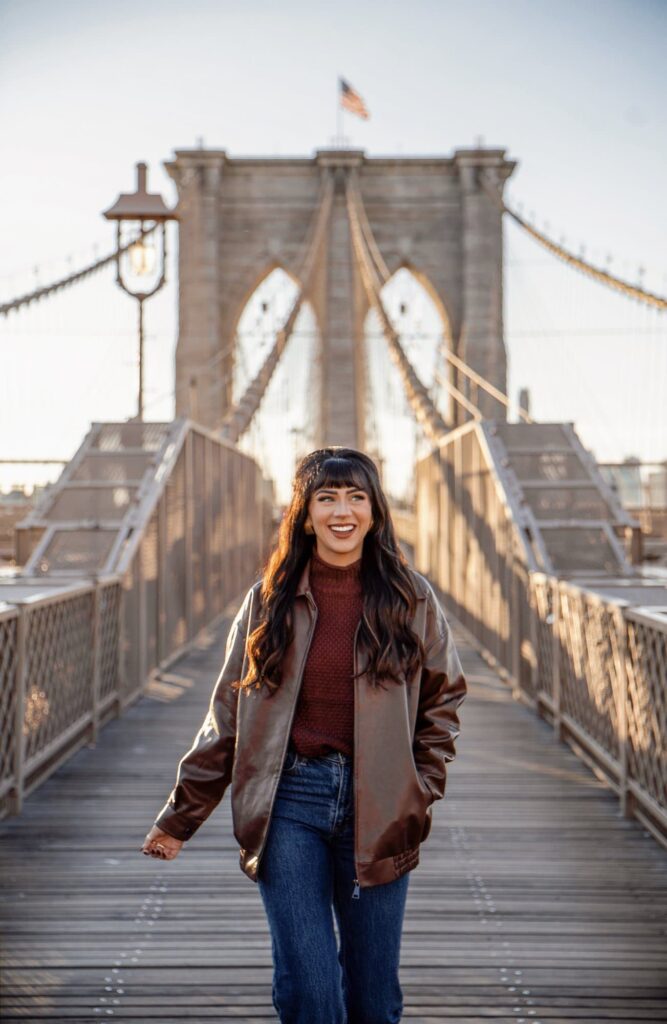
[{"x1": 103, "y1": 162, "x2": 177, "y2": 421}]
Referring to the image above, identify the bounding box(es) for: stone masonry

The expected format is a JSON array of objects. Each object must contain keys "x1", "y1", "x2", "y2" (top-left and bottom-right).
[{"x1": 165, "y1": 146, "x2": 517, "y2": 446}]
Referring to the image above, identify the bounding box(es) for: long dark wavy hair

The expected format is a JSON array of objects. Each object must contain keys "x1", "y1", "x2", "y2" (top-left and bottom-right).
[{"x1": 231, "y1": 447, "x2": 426, "y2": 695}]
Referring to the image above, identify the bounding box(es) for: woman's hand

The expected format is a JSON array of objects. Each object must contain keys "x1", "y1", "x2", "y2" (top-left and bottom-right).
[{"x1": 141, "y1": 825, "x2": 184, "y2": 861}]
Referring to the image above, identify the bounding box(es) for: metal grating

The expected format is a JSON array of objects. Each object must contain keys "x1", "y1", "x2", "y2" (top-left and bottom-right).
[
  {"x1": 70, "y1": 453, "x2": 152, "y2": 482},
  {"x1": 521, "y1": 485, "x2": 613, "y2": 520},
  {"x1": 495, "y1": 422, "x2": 570, "y2": 449},
  {"x1": 33, "y1": 530, "x2": 117, "y2": 575},
  {"x1": 0, "y1": 615, "x2": 17, "y2": 785},
  {"x1": 626, "y1": 615, "x2": 667, "y2": 808},
  {"x1": 509, "y1": 451, "x2": 590, "y2": 482},
  {"x1": 557, "y1": 586, "x2": 621, "y2": 759},
  {"x1": 91, "y1": 422, "x2": 169, "y2": 452},
  {"x1": 23, "y1": 594, "x2": 94, "y2": 764},
  {"x1": 165, "y1": 445, "x2": 187, "y2": 651},
  {"x1": 539, "y1": 526, "x2": 623, "y2": 574},
  {"x1": 46, "y1": 487, "x2": 137, "y2": 522},
  {"x1": 98, "y1": 582, "x2": 121, "y2": 703}
]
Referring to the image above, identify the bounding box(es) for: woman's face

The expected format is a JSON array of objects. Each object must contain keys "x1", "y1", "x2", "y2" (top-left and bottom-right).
[{"x1": 306, "y1": 484, "x2": 373, "y2": 566}]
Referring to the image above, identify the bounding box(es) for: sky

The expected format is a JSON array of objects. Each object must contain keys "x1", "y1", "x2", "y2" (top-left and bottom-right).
[{"x1": 1, "y1": 0, "x2": 665, "y2": 503}]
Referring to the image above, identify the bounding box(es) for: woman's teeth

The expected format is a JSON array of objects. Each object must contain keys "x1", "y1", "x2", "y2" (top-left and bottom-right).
[{"x1": 329, "y1": 525, "x2": 355, "y2": 535}]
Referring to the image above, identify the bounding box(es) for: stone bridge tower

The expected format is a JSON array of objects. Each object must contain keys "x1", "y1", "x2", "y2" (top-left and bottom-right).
[{"x1": 166, "y1": 146, "x2": 516, "y2": 446}]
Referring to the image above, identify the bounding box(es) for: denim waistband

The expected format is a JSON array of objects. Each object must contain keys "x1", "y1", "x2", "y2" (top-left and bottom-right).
[{"x1": 295, "y1": 749, "x2": 352, "y2": 766}]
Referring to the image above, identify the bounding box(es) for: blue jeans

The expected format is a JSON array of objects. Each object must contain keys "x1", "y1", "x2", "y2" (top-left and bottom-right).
[{"x1": 257, "y1": 748, "x2": 410, "y2": 1024}]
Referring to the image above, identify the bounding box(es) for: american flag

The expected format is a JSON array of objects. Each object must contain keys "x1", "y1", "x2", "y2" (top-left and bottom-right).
[{"x1": 339, "y1": 78, "x2": 370, "y2": 120}]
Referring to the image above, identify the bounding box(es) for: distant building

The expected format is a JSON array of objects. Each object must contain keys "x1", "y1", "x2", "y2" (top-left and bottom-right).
[
  {"x1": 647, "y1": 464, "x2": 667, "y2": 507},
  {"x1": 600, "y1": 457, "x2": 643, "y2": 507}
]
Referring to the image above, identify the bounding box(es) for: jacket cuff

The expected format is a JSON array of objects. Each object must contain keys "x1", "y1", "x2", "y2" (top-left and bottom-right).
[
  {"x1": 415, "y1": 763, "x2": 444, "y2": 803},
  {"x1": 154, "y1": 805, "x2": 202, "y2": 841}
]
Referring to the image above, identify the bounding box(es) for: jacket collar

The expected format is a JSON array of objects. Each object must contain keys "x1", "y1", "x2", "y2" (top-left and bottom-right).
[
  {"x1": 295, "y1": 553, "x2": 428, "y2": 599},
  {"x1": 295, "y1": 555, "x2": 312, "y2": 598}
]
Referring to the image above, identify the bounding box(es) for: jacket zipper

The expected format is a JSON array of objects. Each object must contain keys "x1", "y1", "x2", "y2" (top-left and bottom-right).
[
  {"x1": 255, "y1": 594, "x2": 319, "y2": 876},
  {"x1": 352, "y1": 618, "x2": 362, "y2": 898}
]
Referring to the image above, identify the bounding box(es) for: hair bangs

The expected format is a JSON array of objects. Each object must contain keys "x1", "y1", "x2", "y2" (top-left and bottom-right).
[{"x1": 309, "y1": 456, "x2": 371, "y2": 496}]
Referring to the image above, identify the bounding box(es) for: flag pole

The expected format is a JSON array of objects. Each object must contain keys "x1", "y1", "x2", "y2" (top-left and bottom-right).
[{"x1": 336, "y1": 76, "x2": 342, "y2": 145}]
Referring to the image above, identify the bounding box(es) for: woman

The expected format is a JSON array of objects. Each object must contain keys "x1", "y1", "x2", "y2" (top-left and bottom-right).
[{"x1": 141, "y1": 446, "x2": 467, "y2": 1024}]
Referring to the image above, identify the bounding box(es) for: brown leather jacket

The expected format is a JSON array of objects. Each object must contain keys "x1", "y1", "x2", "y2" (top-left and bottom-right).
[{"x1": 154, "y1": 557, "x2": 467, "y2": 889}]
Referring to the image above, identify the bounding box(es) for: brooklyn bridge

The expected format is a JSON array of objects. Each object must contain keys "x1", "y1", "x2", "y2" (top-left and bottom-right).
[{"x1": 1, "y1": 144, "x2": 666, "y2": 1021}]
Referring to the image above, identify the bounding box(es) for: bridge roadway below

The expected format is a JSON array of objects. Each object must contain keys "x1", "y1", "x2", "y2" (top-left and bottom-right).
[{"x1": 2, "y1": 585, "x2": 667, "y2": 1022}]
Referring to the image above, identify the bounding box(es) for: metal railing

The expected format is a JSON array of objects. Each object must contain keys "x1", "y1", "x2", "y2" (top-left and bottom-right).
[
  {"x1": 415, "y1": 421, "x2": 667, "y2": 845},
  {"x1": 0, "y1": 577, "x2": 122, "y2": 813},
  {"x1": 0, "y1": 423, "x2": 274, "y2": 817}
]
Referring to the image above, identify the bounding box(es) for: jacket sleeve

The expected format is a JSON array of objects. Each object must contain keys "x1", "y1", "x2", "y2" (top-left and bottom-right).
[
  {"x1": 413, "y1": 591, "x2": 467, "y2": 803},
  {"x1": 153, "y1": 584, "x2": 256, "y2": 841}
]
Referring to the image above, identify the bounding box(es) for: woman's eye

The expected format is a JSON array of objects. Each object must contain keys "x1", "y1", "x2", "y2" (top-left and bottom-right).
[{"x1": 316, "y1": 493, "x2": 366, "y2": 501}]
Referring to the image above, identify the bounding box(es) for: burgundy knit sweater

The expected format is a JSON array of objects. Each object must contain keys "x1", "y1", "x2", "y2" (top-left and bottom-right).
[{"x1": 289, "y1": 548, "x2": 363, "y2": 758}]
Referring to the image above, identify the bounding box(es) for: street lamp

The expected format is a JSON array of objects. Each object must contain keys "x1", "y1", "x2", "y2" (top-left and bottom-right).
[{"x1": 103, "y1": 162, "x2": 177, "y2": 421}]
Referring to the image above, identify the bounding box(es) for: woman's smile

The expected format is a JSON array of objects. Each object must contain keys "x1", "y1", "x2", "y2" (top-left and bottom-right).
[{"x1": 328, "y1": 524, "x2": 356, "y2": 537}]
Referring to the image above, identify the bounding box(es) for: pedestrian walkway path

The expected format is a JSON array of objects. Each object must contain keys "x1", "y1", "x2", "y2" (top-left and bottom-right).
[{"x1": 1, "y1": 595, "x2": 666, "y2": 1021}]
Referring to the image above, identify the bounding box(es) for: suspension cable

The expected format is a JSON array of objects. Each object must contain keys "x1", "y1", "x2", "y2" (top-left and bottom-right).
[
  {"x1": 0, "y1": 225, "x2": 159, "y2": 317},
  {"x1": 346, "y1": 175, "x2": 449, "y2": 445},
  {"x1": 219, "y1": 173, "x2": 335, "y2": 443},
  {"x1": 480, "y1": 172, "x2": 667, "y2": 312},
  {"x1": 354, "y1": 183, "x2": 390, "y2": 283}
]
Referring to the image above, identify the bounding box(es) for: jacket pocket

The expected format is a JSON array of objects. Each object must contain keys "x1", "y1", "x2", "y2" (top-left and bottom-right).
[
  {"x1": 411, "y1": 746, "x2": 435, "y2": 806},
  {"x1": 420, "y1": 805, "x2": 433, "y2": 843}
]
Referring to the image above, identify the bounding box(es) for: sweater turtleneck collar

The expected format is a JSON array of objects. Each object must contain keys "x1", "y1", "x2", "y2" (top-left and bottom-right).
[{"x1": 310, "y1": 547, "x2": 362, "y2": 590}]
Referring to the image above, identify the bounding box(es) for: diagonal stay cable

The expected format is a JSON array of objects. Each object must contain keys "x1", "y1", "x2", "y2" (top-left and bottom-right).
[
  {"x1": 433, "y1": 371, "x2": 483, "y2": 422},
  {"x1": 219, "y1": 173, "x2": 335, "y2": 444},
  {"x1": 439, "y1": 348, "x2": 532, "y2": 423},
  {"x1": 345, "y1": 174, "x2": 449, "y2": 444},
  {"x1": 347, "y1": 174, "x2": 533, "y2": 427}
]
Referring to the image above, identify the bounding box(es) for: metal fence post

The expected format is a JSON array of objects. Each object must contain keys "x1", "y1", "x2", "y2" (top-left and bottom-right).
[
  {"x1": 157, "y1": 496, "x2": 167, "y2": 663},
  {"x1": 116, "y1": 579, "x2": 127, "y2": 715},
  {"x1": 471, "y1": 437, "x2": 482, "y2": 639},
  {"x1": 11, "y1": 604, "x2": 28, "y2": 816},
  {"x1": 89, "y1": 581, "x2": 101, "y2": 746},
  {"x1": 184, "y1": 428, "x2": 194, "y2": 641},
  {"x1": 203, "y1": 436, "x2": 211, "y2": 619},
  {"x1": 510, "y1": 539, "x2": 521, "y2": 691},
  {"x1": 453, "y1": 434, "x2": 463, "y2": 619},
  {"x1": 552, "y1": 577, "x2": 562, "y2": 741},
  {"x1": 528, "y1": 575, "x2": 540, "y2": 708},
  {"x1": 617, "y1": 607, "x2": 631, "y2": 819},
  {"x1": 137, "y1": 539, "x2": 147, "y2": 693}
]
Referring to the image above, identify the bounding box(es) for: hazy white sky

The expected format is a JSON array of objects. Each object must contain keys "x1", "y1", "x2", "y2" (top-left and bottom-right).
[{"x1": 1, "y1": 0, "x2": 665, "y2": 501}]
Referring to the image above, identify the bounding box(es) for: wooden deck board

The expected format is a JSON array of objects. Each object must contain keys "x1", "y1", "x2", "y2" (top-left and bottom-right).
[{"x1": 1, "y1": 605, "x2": 666, "y2": 1021}]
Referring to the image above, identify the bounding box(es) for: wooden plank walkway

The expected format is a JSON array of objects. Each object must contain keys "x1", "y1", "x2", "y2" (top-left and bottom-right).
[{"x1": 2, "y1": 594, "x2": 667, "y2": 1022}]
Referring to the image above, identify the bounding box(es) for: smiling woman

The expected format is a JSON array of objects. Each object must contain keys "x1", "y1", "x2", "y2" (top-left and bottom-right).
[
  {"x1": 306, "y1": 482, "x2": 374, "y2": 565},
  {"x1": 143, "y1": 445, "x2": 466, "y2": 1023}
]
